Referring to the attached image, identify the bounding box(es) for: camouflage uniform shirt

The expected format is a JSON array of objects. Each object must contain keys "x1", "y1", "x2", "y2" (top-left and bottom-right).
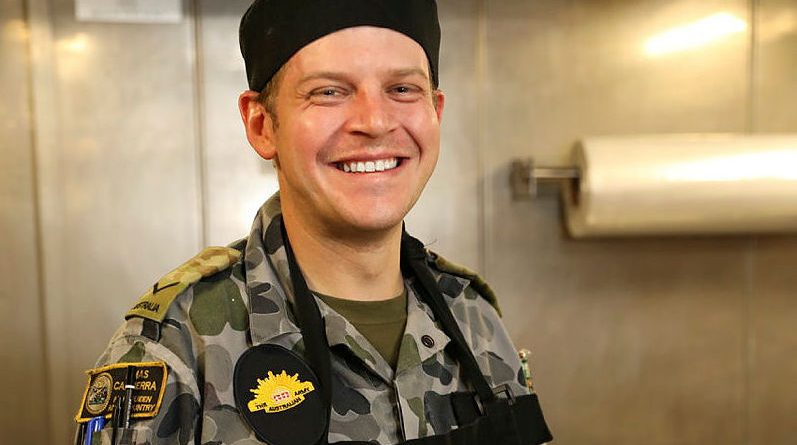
[{"x1": 85, "y1": 194, "x2": 530, "y2": 444}]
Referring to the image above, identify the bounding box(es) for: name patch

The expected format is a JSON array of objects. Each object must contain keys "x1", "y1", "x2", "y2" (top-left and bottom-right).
[{"x1": 75, "y1": 362, "x2": 167, "y2": 423}]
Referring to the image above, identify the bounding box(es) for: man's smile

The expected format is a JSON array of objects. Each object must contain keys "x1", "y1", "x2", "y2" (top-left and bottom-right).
[{"x1": 336, "y1": 157, "x2": 402, "y2": 173}]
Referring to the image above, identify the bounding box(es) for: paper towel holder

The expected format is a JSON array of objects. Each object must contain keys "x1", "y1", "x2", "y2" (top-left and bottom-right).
[{"x1": 510, "y1": 157, "x2": 580, "y2": 200}]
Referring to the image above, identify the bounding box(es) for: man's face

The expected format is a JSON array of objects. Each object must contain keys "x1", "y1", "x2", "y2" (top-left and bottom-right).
[{"x1": 252, "y1": 26, "x2": 444, "y2": 237}]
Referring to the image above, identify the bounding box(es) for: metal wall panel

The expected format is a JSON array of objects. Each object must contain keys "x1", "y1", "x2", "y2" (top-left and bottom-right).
[
  {"x1": 749, "y1": 237, "x2": 797, "y2": 445},
  {"x1": 0, "y1": 1, "x2": 49, "y2": 443},
  {"x1": 753, "y1": 0, "x2": 797, "y2": 132},
  {"x1": 196, "y1": 0, "x2": 279, "y2": 246},
  {"x1": 405, "y1": 0, "x2": 481, "y2": 267},
  {"x1": 28, "y1": 0, "x2": 203, "y2": 440},
  {"x1": 749, "y1": 1, "x2": 797, "y2": 443},
  {"x1": 482, "y1": 1, "x2": 751, "y2": 443}
]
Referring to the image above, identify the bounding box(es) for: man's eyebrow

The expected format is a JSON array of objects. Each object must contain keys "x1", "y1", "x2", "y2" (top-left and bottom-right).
[
  {"x1": 297, "y1": 71, "x2": 350, "y2": 85},
  {"x1": 297, "y1": 68, "x2": 430, "y2": 85},
  {"x1": 388, "y1": 67, "x2": 429, "y2": 80}
]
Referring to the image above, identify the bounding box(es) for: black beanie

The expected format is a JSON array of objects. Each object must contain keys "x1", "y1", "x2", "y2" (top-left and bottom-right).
[{"x1": 239, "y1": 0, "x2": 440, "y2": 92}]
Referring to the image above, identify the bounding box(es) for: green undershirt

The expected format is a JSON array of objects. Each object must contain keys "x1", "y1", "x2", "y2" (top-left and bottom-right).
[{"x1": 315, "y1": 288, "x2": 408, "y2": 370}]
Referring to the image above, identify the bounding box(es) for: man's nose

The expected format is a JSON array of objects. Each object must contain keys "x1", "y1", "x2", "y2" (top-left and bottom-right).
[{"x1": 345, "y1": 91, "x2": 398, "y2": 137}]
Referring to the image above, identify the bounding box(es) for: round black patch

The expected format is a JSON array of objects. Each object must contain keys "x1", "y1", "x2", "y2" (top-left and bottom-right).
[{"x1": 233, "y1": 344, "x2": 327, "y2": 445}]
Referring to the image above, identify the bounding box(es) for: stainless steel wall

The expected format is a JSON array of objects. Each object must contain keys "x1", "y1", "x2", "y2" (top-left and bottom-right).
[
  {"x1": 27, "y1": 0, "x2": 203, "y2": 439},
  {"x1": 2, "y1": 0, "x2": 795, "y2": 444},
  {"x1": 482, "y1": 1, "x2": 797, "y2": 443},
  {"x1": 0, "y1": 1, "x2": 49, "y2": 443},
  {"x1": 747, "y1": 1, "x2": 797, "y2": 442}
]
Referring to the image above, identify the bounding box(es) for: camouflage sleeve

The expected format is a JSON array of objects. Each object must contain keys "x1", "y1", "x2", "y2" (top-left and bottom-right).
[
  {"x1": 457, "y1": 286, "x2": 531, "y2": 398},
  {"x1": 76, "y1": 316, "x2": 201, "y2": 445}
]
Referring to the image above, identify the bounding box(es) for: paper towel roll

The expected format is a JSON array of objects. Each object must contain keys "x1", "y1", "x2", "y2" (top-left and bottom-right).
[{"x1": 563, "y1": 134, "x2": 797, "y2": 237}]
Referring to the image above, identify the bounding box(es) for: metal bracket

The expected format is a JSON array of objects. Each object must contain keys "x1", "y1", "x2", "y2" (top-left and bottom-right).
[{"x1": 510, "y1": 158, "x2": 580, "y2": 200}]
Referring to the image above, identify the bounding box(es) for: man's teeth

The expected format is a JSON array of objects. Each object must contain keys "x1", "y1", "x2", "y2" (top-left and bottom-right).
[{"x1": 340, "y1": 158, "x2": 399, "y2": 173}]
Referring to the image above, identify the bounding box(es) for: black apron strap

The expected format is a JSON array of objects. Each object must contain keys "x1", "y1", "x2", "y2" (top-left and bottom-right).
[
  {"x1": 336, "y1": 395, "x2": 551, "y2": 445},
  {"x1": 398, "y1": 231, "x2": 553, "y2": 445},
  {"x1": 399, "y1": 231, "x2": 498, "y2": 408},
  {"x1": 279, "y1": 216, "x2": 332, "y2": 445},
  {"x1": 400, "y1": 394, "x2": 552, "y2": 445}
]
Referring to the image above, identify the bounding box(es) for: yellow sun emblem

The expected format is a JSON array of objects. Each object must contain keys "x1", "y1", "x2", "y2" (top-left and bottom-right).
[{"x1": 247, "y1": 370, "x2": 316, "y2": 413}]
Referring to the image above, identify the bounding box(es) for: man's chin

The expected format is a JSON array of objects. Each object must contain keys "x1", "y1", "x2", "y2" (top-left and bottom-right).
[
  {"x1": 339, "y1": 217, "x2": 404, "y2": 236},
  {"x1": 330, "y1": 207, "x2": 409, "y2": 238}
]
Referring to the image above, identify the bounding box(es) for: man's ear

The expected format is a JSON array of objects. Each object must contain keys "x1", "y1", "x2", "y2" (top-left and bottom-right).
[
  {"x1": 433, "y1": 89, "x2": 445, "y2": 123},
  {"x1": 238, "y1": 90, "x2": 277, "y2": 160}
]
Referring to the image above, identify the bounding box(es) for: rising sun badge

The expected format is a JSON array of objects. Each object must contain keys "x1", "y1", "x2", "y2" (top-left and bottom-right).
[{"x1": 247, "y1": 370, "x2": 316, "y2": 413}]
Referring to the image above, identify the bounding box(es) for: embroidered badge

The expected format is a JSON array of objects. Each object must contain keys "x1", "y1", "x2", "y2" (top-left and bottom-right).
[
  {"x1": 248, "y1": 370, "x2": 315, "y2": 413},
  {"x1": 76, "y1": 362, "x2": 168, "y2": 423},
  {"x1": 85, "y1": 372, "x2": 113, "y2": 416}
]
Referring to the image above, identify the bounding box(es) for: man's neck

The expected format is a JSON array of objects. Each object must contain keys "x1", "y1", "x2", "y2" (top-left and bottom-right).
[{"x1": 281, "y1": 211, "x2": 404, "y2": 302}]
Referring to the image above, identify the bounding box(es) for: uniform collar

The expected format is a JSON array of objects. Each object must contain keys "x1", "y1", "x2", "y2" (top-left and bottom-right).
[{"x1": 243, "y1": 192, "x2": 302, "y2": 345}]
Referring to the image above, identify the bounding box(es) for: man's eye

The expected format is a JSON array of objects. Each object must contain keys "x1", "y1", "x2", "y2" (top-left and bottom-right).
[
  {"x1": 389, "y1": 84, "x2": 425, "y2": 102},
  {"x1": 312, "y1": 88, "x2": 341, "y2": 97},
  {"x1": 392, "y1": 85, "x2": 421, "y2": 95}
]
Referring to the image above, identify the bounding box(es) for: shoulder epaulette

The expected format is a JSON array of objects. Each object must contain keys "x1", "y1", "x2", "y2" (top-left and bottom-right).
[
  {"x1": 125, "y1": 246, "x2": 242, "y2": 323},
  {"x1": 428, "y1": 251, "x2": 501, "y2": 316}
]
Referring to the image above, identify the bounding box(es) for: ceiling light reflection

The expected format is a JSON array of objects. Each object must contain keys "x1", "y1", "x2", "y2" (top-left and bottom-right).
[
  {"x1": 57, "y1": 33, "x2": 91, "y2": 54},
  {"x1": 645, "y1": 12, "x2": 747, "y2": 57}
]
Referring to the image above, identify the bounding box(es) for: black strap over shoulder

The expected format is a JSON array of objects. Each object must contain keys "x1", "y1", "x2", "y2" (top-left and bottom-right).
[
  {"x1": 280, "y1": 217, "x2": 332, "y2": 445},
  {"x1": 399, "y1": 231, "x2": 552, "y2": 445},
  {"x1": 399, "y1": 231, "x2": 497, "y2": 408}
]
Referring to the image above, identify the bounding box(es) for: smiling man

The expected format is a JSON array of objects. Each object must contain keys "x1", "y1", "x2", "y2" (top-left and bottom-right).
[
  {"x1": 239, "y1": 24, "x2": 443, "y2": 303},
  {"x1": 74, "y1": 1, "x2": 551, "y2": 445}
]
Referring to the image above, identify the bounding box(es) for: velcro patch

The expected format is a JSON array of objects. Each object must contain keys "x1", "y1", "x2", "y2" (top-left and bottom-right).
[{"x1": 75, "y1": 362, "x2": 167, "y2": 423}]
